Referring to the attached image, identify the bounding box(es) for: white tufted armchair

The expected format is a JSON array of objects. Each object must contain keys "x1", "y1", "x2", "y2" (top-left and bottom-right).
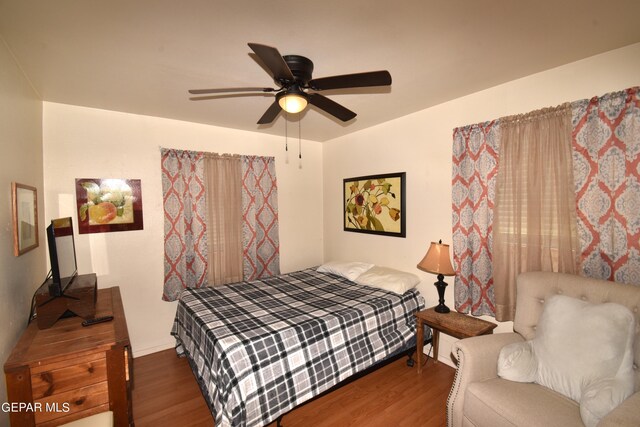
[{"x1": 446, "y1": 271, "x2": 640, "y2": 427}]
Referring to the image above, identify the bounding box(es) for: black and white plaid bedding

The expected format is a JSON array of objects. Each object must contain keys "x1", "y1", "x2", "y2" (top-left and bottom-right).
[{"x1": 171, "y1": 268, "x2": 425, "y2": 427}]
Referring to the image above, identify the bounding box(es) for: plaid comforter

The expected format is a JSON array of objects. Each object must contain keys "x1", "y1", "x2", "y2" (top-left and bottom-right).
[{"x1": 171, "y1": 268, "x2": 425, "y2": 427}]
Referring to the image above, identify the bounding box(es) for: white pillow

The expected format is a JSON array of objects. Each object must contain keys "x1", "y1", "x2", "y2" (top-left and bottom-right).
[
  {"x1": 497, "y1": 295, "x2": 635, "y2": 427},
  {"x1": 497, "y1": 341, "x2": 537, "y2": 383},
  {"x1": 354, "y1": 266, "x2": 420, "y2": 294},
  {"x1": 316, "y1": 261, "x2": 374, "y2": 281}
]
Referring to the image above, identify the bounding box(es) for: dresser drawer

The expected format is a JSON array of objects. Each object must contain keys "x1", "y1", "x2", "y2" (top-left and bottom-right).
[
  {"x1": 33, "y1": 381, "x2": 109, "y2": 425},
  {"x1": 31, "y1": 353, "x2": 108, "y2": 400}
]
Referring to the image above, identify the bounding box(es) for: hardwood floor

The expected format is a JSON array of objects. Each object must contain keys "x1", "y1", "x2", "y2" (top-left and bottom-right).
[{"x1": 132, "y1": 349, "x2": 455, "y2": 427}]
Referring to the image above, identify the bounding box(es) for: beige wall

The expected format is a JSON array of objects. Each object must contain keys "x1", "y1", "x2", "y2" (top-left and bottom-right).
[
  {"x1": 323, "y1": 42, "x2": 640, "y2": 366},
  {"x1": 0, "y1": 38, "x2": 46, "y2": 424},
  {"x1": 42, "y1": 103, "x2": 324, "y2": 356},
  {"x1": 6, "y1": 38, "x2": 640, "y2": 380}
]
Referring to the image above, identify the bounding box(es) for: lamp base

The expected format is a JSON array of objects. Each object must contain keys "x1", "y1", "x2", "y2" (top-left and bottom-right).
[
  {"x1": 434, "y1": 274, "x2": 450, "y2": 314},
  {"x1": 434, "y1": 304, "x2": 450, "y2": 313}
]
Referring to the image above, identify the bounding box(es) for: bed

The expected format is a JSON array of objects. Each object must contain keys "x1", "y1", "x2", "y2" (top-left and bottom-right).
[{"x1": 171, "y1": 267, "x2": 426, "y2": 427}]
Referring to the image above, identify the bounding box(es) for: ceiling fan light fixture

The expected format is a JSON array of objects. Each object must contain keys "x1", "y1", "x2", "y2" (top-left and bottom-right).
[
  {"x1": 277, "y1": 91, "x2": 308, "y2": 114},
  {"x1": 191, "y1": 43, "x2": 393, "y2": 125}
]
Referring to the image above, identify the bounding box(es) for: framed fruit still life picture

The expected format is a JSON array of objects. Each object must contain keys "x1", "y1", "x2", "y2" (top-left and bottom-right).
[
  {"x1": 343, "y1": 172, "x2": 406, "y2": 237},
  {"x1": 75, "y1": 178, "x2": 143, "y2": 234}
]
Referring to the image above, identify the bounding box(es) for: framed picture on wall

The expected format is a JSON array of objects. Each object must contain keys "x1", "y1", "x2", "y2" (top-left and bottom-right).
[
  {"x1": 343, "y1": 172, "x2": 406, "y2": 238},
  {"x1": 75, "y1": 178, "x2": 143, "y2": 234},
  {"x1": 12, "y1": 182, "x2": 39, "y2": 256}
]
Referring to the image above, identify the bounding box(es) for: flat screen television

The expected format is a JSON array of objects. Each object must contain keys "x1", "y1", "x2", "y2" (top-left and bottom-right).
[{"x1": 46, "y1": 217, "x2": 78, "y2": 297}]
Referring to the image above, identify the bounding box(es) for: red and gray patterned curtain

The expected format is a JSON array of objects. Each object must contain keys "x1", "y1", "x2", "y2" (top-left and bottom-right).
[
  {"x1": 451, "y1": 121, "x2": 500, "y2": 316},
  {"x1": 161, "y1": 149, "x2": 208, "y2": 301},
  {"x1": 452, "y1": 86, "x2": 640, "y2": 318},
  {"x1": 161, "y1": 149, "x2": 280, "y2": 301},
  {"x1": 571, "y1": 87, "x2": 640, "y2": 284},
  {"x1": 241, "y1": 156, "x2": 280, "y2": 281}
]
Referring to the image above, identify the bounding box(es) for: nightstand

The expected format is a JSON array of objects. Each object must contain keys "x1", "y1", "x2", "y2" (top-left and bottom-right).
[{"x1": 416, "y1": 307, "x2": 497, "y2": 373}]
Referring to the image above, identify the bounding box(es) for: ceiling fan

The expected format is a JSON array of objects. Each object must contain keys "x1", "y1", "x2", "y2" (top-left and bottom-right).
[{"x1": 189, "y1": 43, "x2": 392, "y2": 125}]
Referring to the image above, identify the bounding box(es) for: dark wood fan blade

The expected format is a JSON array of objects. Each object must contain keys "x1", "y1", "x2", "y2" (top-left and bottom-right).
[
  {"x1": 257, "y1": 100, "x2": 282, "y2": 124},
  {"x1": 188, "y1": 87, "x2": 274, "y2": 95},
  {"x1": 190, "y1": 93, "x2": 273, "y2": 101},
  {"x1": 309, "y1": 70, "x2": 391, "y2": 90},
  {"x1": 308, "y1": 93, "x2": 356, "y2": 122},
  {"x1": 248, "y1": 43, "x2": 294, "y2": 82}
]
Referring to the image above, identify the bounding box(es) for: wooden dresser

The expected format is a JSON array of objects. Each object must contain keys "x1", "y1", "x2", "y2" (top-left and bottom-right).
[{"x1": 4, "y1": 287, "x2": 133, "y2": 426}]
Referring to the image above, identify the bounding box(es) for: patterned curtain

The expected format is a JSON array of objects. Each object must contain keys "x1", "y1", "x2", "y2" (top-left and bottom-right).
[
  {"x1": 162, "y1": 150, "x2": 281, "y2": 300},
  {"x1": 451, "y1": 87, "x2": 640, "y2": 317},
  {"x1": 571, "y1": 87, "x2": 640, "y2": 283},
  {"x1": 241, "y1": 156, "x2": 280, "y2": 281},
  {"x1": 161, "y1": 149, "x2": 208, "y2": 301},
  {"x1": 451, "y1": 121, "x2": 500, "y2": 316}
]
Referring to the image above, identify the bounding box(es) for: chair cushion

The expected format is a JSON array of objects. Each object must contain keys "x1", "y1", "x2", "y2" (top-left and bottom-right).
[
  {"x1": 464, "y1": 378, "x2": 583, "y2": 427},
  {"x1": 498, "y1": 295, "x2": 635, "y2": 427},
  {"x1": 60, "y1": 411, "x2": 113, "y2": 426}
]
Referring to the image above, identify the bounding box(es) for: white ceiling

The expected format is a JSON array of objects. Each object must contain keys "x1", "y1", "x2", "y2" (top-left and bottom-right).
[{"x1": 1, "y1": 0, "x2": 639, "y2": 142}]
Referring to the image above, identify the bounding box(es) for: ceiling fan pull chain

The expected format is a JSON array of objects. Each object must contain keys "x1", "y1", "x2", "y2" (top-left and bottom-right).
[
  {"x1": 298, "y1": 118, "x2": 302, "y2": 160},
  {"x1": 285, "y1": 111, "x2": 288, "y2": 152}
]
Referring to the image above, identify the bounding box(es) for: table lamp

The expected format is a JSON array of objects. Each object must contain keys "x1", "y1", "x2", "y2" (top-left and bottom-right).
[{"x1": 417, "y1": 240, "x2": 456, "y2": 313}]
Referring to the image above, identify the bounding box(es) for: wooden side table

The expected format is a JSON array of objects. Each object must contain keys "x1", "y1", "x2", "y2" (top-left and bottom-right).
[{"x1": 416, "y1": 306, "x2": 497, "y2": 373}]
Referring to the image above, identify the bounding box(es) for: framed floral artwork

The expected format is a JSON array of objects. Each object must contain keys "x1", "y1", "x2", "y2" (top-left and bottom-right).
[
  {"x1": 75, "y1": 178, "x2": 143, "y2": 234},
  {"x1": 12, "y1": 182, "x2": 39, "y2": 256},
  {"x1": 343, "y1": 172, "x2": 406, "y2": 237}
]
